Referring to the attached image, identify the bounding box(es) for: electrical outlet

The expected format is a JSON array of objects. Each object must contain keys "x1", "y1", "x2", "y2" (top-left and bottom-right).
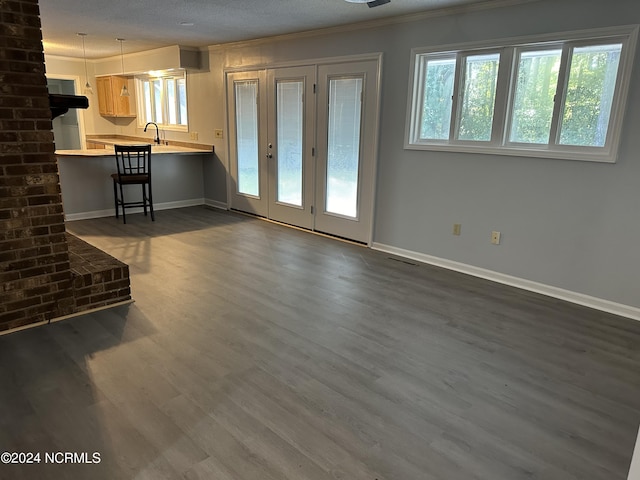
[
  {"x1": 189, "y1": 132, "x2": 199, "y2": 141},
  {"x1": 491, "y1": 231, "x2": 501, "y2": 245},
  {"x1": 453, "y1": 224, "x2": 461, "y2": 236},
  {"x1": 214, "y1": 129, "x2": 223, "y2": 139}
]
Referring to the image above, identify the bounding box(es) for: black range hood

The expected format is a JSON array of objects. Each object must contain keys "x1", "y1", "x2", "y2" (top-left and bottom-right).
[{"x1": 49, "y1": 93, "x2": 89, "y2": 119}]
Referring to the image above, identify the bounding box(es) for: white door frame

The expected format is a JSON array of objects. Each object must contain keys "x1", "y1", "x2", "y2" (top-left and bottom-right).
[{"x1": 224, "y1": 53, "x2": 382, "y2": 246}]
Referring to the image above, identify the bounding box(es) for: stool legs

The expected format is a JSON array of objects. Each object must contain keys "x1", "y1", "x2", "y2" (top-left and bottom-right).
[
  {"x1": 112, "y1": 181, "x2": 154, "y2": 224},
  {"x1": 142, "y1": 184, "x2": 148, "y2": 217},
  {"x1": 113, "y1": 179, "x2": 118, "y2": 219},
  {"x1": 119, "y1": 182, "x2": 127, "y2": 224},
  {"x1": 148, "y1": 182, "x2": 155, "y2": 221}
]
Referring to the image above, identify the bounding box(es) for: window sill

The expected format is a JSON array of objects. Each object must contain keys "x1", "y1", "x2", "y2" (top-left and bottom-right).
[
  {"x1": 137, "y1": 123, "x2": 188, "y2": 133},
  {"x1": 403, "y1": 142, "x2": 617, "y2": 164}
]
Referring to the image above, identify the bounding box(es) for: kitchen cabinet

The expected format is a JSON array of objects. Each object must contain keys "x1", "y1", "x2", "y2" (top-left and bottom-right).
[{"x1": 96, "y1": 76, "x2": 135, "y2": 117}]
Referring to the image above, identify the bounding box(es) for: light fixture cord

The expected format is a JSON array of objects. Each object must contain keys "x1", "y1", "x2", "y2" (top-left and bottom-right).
[
  {"x1": 81, "y1": 35, "x2": 89, "y2": 85},
  {"x1": 120, "y1": 39, "x2": 125, "y2": 75}
]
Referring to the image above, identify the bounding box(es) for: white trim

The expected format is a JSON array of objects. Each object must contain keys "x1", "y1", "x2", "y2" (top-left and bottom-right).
[
  {"x1": 372, "y1": 242, "x2": 640, "y2": 322},
  {"x1": 365, "y1": 53, "x2": 383, "y2": 247},
  {"x1": 204, "y1": 198, "x2": 228, "y2": 210},
  {"x1": 404, "y1": 24, "x2": 639, "y2": 164},
  {"x1": 223, "y1": 52, "x2": 383, "y2": 73},
  {"x1": 403, "y1": 142, "x2": 620, "y2": 163},
  {"x1": 409, "y1": 24, "x2": 639, "y2": 58},
  {"x1": 63, "y1": 198, "x2": 205, "y2": 221}
]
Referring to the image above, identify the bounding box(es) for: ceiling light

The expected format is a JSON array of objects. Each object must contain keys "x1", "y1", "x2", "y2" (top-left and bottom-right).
[
  {"x1": 77, "y1": 33, "x2": 93, "y2": 95},
  {"x1": 117, "y1": 38, "x2": 130, "y2": 97},
  {"x1": 344, "y1": 0, "x2": 390, "y2": 6}
]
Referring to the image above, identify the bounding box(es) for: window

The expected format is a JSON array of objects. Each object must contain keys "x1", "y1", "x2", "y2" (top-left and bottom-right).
[
  {"x1": 457, "y1": 52, "x2": 500, "y2": 142},
  {"x1": 406, "y1": 26, "x2": 637, "y2": 162},
  {"x1": 136, "y1": 70, "x2": 188, "y2": 130}
]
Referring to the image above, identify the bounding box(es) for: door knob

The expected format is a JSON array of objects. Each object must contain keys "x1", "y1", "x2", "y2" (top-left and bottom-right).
[{"x1": 266, "y1": 153, "x2": 273, "y2": 158}]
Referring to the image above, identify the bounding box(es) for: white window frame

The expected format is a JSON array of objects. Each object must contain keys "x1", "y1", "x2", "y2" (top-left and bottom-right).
[
  {"x1": 135, "y1": 69, "x2": 188, "y2": 132},
  {"x1": 405, "y1": 25, "x2": 638, "y2": 163}
]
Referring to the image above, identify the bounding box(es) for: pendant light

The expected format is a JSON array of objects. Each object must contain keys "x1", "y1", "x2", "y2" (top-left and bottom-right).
[
  {"x1": 77, "y1": 33, "x2": 93, "y2": 94},
  {"x1": 117, "y1": 38, "x2": 130, "y2": 97}
]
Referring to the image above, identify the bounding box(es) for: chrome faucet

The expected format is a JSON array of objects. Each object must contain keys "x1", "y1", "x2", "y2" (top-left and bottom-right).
[{"x1": 144, "y1": 122, "x2": 160, "y2": 145}]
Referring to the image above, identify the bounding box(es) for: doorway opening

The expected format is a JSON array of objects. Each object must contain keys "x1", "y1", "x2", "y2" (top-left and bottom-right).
[{"x1": 47, "y1": 78, "x2": 83, "y2": 150}]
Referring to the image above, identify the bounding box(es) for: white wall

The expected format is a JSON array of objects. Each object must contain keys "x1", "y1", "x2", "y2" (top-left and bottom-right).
[{"x1": 45, "y1": 0, "x2": 640, "y2": 313}]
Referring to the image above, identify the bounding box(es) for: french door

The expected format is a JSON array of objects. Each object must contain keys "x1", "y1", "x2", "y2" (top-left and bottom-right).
[
  {"x1": 227, "y1": 67, "x2": 314, "y2": 228},
  {"x1": 315, "y1": 60, "x2": 379, "y2": 243},
  {"x1": 227, "y1": 58, "x2": 380, "y2": 244}
]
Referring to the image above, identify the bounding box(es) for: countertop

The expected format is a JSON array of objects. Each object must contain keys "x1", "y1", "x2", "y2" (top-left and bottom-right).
[
  {"x1": 56, "y1": 145, "x2": 211, "y2": 156},
  {"x1": 57, "y1": 137, "x2": 214, "y2": 156}
]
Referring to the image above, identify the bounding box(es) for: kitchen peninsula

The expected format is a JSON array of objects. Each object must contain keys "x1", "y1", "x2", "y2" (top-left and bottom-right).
[{"x1": 57, "y1": 137, "x2": 215, "y2": 221}]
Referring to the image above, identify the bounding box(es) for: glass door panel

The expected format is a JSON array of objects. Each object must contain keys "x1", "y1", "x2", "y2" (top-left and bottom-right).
[
  {"x1": 326, "y1": 77, "x2": 363, "y2": 218},
  {"x1": 227, "y1": 59, "x2": 380, "y2": 243},
  {"x1": 227, "y1": 71, "x2": 268, "y2": 216},
  {"x1": 235, "y1": 80, "x2": 260, "y2": 197},
  {"x1": 266, "y1": 66, "x2": 315, "y2": 229},
  {"x1": 276, "y1": 80, "x2": 303, "y2": 206},
  {"x1": 315, "y1": 59, "x2": 380, "y2": 244}
]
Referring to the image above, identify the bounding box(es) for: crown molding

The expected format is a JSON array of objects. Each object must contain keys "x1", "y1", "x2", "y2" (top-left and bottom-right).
[{"x1": 208, "y1": 0, "x2": 543, "y2": 51}]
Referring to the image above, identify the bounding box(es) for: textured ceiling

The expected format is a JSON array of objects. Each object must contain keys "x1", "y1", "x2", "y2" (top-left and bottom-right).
[{"x1": 39, "y1": 0, "x2": 532, "y2": 59}]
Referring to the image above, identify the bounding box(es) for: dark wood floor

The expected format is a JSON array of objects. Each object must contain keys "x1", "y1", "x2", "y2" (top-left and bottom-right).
[{"x1": 1, "y1": 206, "x2": 639, "y2": 480}]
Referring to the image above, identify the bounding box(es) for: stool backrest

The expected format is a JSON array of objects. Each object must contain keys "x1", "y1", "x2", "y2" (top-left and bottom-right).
[{"x1": 114, "y1": 144, "x2": 152, "y2": 178}]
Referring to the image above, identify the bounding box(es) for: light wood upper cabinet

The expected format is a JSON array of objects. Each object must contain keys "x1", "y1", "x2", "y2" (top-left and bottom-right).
[{"x1": 96, "y1": 76, "x2": 135, "y2": 117}]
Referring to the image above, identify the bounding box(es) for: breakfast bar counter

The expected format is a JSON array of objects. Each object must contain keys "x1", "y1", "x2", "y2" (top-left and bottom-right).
[
  {"x1": 57, "y1": 144, "x2": 212, "y2": 157},
  {"x1": 57, "y1": 141, "x2": 214, "y2": 221}
]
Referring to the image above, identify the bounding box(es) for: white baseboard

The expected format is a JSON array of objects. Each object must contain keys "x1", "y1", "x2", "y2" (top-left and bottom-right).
[
  {"x1": 64, "y1": 198, "x2": 206, "y2": 221},
  {"x1": 204, "y1": 198, "x2": 228, "y2": 210},
  {"x1": 372, "y1": 242, "x2": 640, "y2": 322}
]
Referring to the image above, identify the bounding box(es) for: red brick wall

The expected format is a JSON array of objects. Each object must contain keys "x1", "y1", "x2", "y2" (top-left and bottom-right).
[{"x1": 0, "y1": 0, "x2": 74, "y2": 331}]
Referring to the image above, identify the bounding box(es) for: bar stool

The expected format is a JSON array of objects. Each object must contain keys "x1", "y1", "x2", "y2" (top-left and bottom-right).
[{"x1": 111, "y1": 144, "x2": 154, "y2": 224}]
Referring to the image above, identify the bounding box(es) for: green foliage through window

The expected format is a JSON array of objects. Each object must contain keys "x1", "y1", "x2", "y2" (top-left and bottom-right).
[
  {"x1": 560, "y1": 44, "x2": 622, "y2": 147},
  {"x1": 407, "y1": 27, "x2": 635, "y2": 162},
  {"x1": 457, "y1": 53, "x2": 500, "y2": 142},
  {"x1": 510, "y1": 49, "x2": 561, "y2": 144},
  {"x1": 420, "y1": 57, "x2": 455, "y2": 140}
]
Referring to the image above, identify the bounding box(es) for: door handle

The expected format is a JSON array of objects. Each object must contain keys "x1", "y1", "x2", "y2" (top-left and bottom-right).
[{"x1": 266, "y1": 153, "x2": 273, "y2": 158}]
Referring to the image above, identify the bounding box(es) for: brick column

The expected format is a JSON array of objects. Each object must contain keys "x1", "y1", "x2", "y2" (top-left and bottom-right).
[{"x1": 0, "y1": 0, "x2": 74, "y2": 331}]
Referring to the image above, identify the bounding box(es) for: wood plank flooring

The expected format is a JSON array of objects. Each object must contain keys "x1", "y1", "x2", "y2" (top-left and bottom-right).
[{"x1": 1, "y1": 206, "x2": 639, "y2": 480}]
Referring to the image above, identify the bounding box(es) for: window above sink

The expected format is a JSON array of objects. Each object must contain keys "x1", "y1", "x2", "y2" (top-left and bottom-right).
[{"x1": 135, "y1": 69, "x2": 188, "y2": 132}]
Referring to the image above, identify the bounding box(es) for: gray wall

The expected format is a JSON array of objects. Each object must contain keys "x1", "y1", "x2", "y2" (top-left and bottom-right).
[
  {"x1": 58, "y1": 153, "x2": 208, "y2": 218},
  {"x1": 208, "y1": 0, "x2": 640, "y2": 309}
]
